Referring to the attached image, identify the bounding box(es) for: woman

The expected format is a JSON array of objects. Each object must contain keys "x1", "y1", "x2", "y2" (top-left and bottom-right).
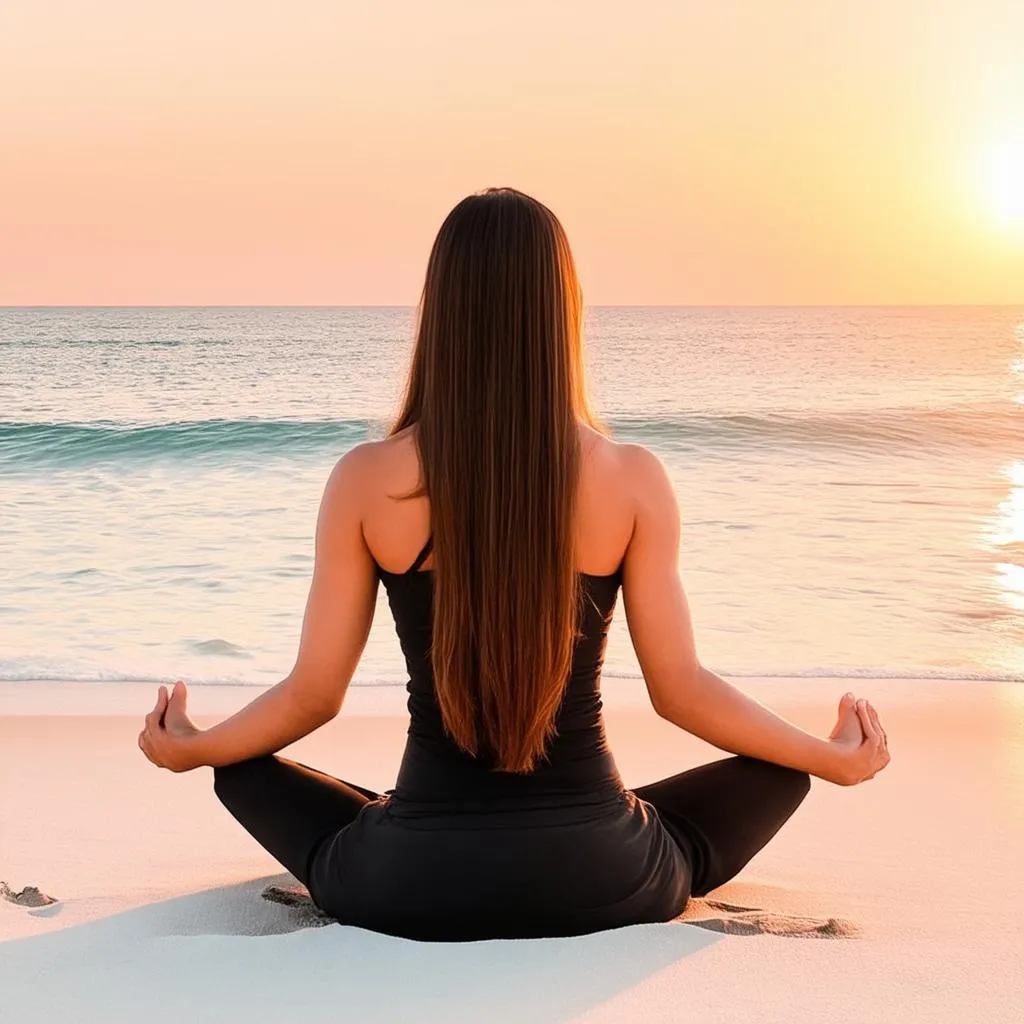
[{"x1": 139, "y1": 188, "x2": 890, "y2": 941}]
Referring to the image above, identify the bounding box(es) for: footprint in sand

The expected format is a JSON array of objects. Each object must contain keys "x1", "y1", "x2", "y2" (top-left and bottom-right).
[
  {"x1": 261, "y1": 884, "x2": 337, "y2": 927},
  {"x1": 684, "y1": 898, "x2": 860, "y2": 939},
  {"x1": 0, "y1": 882, "x2": 59, "y2": 909},
  {"x1": 260, "y1": 885, "x2": 859, "y2": 939}
]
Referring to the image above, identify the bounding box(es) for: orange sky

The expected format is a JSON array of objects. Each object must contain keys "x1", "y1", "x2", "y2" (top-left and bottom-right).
[{"x1": 2, "y1": 1, "x2": 1023, "y2": 305}]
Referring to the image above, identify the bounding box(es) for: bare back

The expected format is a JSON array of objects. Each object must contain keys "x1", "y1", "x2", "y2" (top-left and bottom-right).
[{"x1": 361, "y1": 423, "x2": 637, "y2": 579}]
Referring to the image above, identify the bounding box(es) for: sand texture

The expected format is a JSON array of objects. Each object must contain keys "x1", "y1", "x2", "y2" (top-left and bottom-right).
[{"x1": 2, "y1": 678, "x2": 1022, "y2": 1023}]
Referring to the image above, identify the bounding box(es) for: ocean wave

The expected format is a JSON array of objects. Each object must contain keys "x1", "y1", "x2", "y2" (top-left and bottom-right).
[
  {"x1": 0, "y1": 658, "x2": 408, "y2": 687},
  {"x1": 1, "y1": 666, "x2": 1021, "y2": 685},
  {"x1": 0, "y1": 667, "x2": 261, "y2": 685},
  {"x1": 2, "y1": 405, "x2": 1020, "y2": 468},
  {"x1": 606, "y1": 407, "x2": 1023, "y2": 455},
  {"x1": 602, "y1": 668, "x2": 1024, "y2": 682},
  {"x1": 189, "y1": 639, "x2": 252, "y2": 659},
  {"x1": 0, "y1": 418, "x2": 377, "y2": 467}
]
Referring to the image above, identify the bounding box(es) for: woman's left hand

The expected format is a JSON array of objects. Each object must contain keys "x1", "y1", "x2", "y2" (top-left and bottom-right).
[{"x1": 138, "y1": 681, "x2": 204, "y2": 772}]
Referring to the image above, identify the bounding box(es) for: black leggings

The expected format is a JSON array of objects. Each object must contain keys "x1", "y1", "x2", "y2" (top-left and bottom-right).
[{"x1": 213, "y1": 754, "x2": 810, "y2": 907}]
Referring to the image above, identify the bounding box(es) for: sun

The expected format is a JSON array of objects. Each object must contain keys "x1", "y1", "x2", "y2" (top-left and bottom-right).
[{"x1": 982, "y1": 141, "x2": 1024, "y2": 229}]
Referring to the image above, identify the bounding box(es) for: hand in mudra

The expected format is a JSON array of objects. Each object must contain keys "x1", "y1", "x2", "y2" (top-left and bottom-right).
[
  {"x1": 825, "y1": 693, "x2": 890, "y2": 786},
  {"x1": 138, "y1": 680, "x2": 203, "y2": 773}
]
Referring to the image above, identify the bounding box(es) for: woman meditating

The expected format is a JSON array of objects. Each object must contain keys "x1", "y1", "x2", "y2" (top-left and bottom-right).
[{"x1": 138, "y1": 187, "x2": 890, "y2": 941}]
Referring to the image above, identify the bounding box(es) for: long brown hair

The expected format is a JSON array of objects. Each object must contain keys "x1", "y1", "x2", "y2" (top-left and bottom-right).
[{"x1": 390, "y1": 188, "x2": 603, "y2": 773}]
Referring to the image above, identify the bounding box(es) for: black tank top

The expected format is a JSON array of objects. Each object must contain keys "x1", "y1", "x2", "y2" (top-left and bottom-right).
[
  {"x1": 375, "y1": 533, "x2": 628, "y2": 814},
  {"x1": 331, "y1": 533, "x2": 690, "y2": 939}
]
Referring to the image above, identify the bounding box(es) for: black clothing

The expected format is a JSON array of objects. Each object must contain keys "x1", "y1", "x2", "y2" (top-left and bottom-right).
[{"x1": 214, "y1": 534, "x2": 810, "y2": 940}]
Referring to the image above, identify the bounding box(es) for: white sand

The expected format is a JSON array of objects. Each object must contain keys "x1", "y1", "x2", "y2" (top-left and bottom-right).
[{"x1": 2, "y1": 678, "x2": 1023, "y2": 1023}]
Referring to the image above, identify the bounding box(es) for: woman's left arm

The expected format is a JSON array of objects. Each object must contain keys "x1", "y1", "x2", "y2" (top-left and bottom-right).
[{"x1": 139, "y1": 446, "x2": 378, "y2": 772}]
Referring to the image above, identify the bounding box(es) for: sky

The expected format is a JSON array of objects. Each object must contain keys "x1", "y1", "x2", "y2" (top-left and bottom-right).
[{"x1": 2, "y1": 0, "x2": 1023, "y2": 306}]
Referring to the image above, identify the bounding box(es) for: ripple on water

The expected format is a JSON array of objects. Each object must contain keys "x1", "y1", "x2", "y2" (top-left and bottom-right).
[{"x1": 189, "y1": 639, "x2": 252, "y2": 659}]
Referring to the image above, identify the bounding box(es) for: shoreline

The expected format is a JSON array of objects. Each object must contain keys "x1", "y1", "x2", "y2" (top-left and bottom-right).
[{"x1": 2, "y1": 673, "x2": 1020, "y2": 717}]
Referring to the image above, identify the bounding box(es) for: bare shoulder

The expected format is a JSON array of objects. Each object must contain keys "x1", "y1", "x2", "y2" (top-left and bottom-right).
[
  {"x1": 323, "y1": 429, "x2": 428, "y2": 570},
  {"x1": 580, "y1": 425, "x2": 674, "y2": 510},
  {"x1": 575, "y1": 427, "x2": 677, "y2": 569},
  {"x1": 619, "y1": 442, "x2": 676, "y2": 511},
  {"x1": 322, "y1": 427, "x2": 418, "y2": 509}
]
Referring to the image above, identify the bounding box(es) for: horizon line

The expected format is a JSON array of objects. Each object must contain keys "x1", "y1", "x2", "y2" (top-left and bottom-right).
[{"x1": 3, "y1": 303, "x2": 1024, "y2": 311}]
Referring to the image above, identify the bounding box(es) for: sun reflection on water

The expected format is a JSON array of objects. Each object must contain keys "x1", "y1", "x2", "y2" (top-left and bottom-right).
[
  {"x1": 991, "y1": 321, "x2": 1024, "y2": 616},
  {"x1": 992, "y1": 462, "x2": 1024, "y2": 547},
  {"x1": 995, "y1": 561, "x2": 1024, "y2": 612}
]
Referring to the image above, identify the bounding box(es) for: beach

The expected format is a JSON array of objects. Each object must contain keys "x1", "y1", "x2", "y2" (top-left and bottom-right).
[
  {"x1": 4, "y1": 307, "x2": 1023, "y2": 1019},
  {"x1": 4, "y1": 0, "x2": 1024, "y2": 1009},
  {"x1": 3, "y1": 676, "x2": 1022, "y2": 1023}
]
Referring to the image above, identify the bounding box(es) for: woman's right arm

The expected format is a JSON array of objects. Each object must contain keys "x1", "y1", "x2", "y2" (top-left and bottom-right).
[{"x1": 619, "y1": 444, "x2": 890, "y2": 787}]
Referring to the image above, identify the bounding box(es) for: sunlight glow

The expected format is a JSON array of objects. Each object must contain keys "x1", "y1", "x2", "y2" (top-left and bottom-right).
[
  {"x1": 995, "y1": 562, "x2": 1024, "y2": 612},
  {"x1": 991, "y1": 462, "x2": 1024, "y2": 548},
  {"x1": 982, "y1": 141, "x2": 1024, "y2": 229},
  {"x1": 990, "y1": 458, "x2": 1024, "y2": 617}
]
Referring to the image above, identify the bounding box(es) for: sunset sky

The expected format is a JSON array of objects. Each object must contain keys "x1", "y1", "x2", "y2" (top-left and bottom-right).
[{"x1": 2, "y1": 1, "x2": 1023, "y2": 306}]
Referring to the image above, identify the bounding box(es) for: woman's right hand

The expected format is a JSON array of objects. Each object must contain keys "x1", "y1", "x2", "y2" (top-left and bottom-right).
[{"x1": 823, "y1": 693, "x2": 891, "y2": 786}]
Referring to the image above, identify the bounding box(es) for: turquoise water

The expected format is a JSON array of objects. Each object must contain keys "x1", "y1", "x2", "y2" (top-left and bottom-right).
[{"x1": 2, "y1": 306, "x2": 1023, "y2": 688}]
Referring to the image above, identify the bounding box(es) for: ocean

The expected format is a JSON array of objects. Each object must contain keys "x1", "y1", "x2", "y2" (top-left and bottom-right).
[{"x1": 2, "y1": 306, "x2": 1023, "y2": 692}]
